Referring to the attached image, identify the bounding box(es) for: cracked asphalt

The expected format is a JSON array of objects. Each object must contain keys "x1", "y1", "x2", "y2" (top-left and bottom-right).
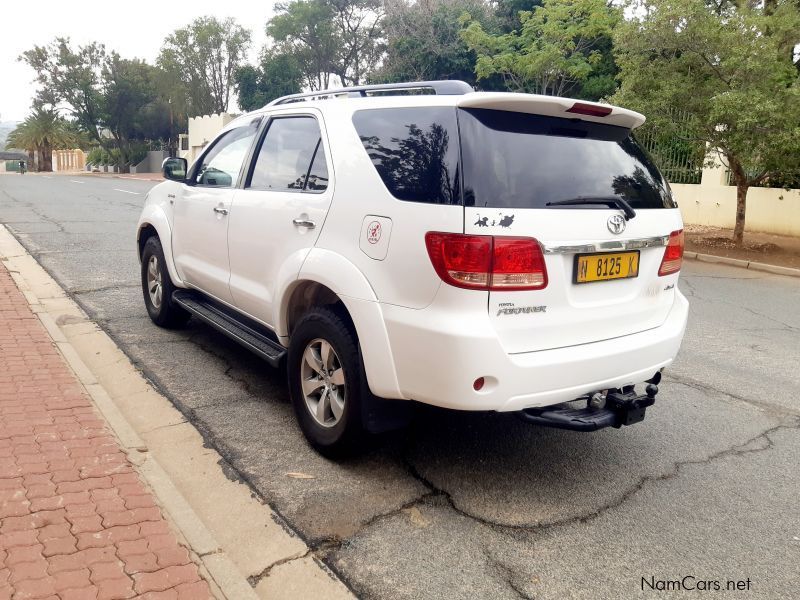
[{"x1": 2, "y1": 174, "x2": 798, "y2": 599}]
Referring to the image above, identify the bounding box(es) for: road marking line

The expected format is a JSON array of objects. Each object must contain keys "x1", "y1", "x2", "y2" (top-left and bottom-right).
[
  {"x1": 42, "y1": 176, "x2": 52, "y2": 179},
  {"x1": 113, "y1": 189, "x2": 141, "y2": 195},
  {"x1": 69, "y1": 180, "x2": 85, "y2": 184}
]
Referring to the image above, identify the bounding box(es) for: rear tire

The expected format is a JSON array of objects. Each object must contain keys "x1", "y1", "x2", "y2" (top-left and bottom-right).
[
  {"x1": 141, "y1": 236, "x2": 190, "y2": 328},
  {"x1": 288, "y1": 307, "x2": 368, "y2": 456}
]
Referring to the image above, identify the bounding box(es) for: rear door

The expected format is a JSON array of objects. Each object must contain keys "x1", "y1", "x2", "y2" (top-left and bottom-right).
[
  {"x1": 227, "y1": 112, "x2": 333, "y2": 326},
  {"x1": 458, "y1": 108, "x2": 683, "y2": 353}
]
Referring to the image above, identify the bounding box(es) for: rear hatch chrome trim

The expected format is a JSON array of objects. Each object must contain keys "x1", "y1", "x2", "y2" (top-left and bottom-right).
[{"x1": 542, "y1": 235, "x2": 669, "y2": 255}]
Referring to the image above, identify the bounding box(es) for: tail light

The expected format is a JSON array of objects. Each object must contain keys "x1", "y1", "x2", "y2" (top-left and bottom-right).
[
  {"x1": 425, "y1": 232, "x2": 548, "y2": 291},
  {"x1": 658, "y1": 229, "x2": 684, "y2": 276}
]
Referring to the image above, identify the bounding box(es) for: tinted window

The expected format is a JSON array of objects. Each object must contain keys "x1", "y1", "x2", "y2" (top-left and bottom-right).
[
  {"x1": 249, "y1": 117, "x2": 325, "y2": 192},
  {"x1": 194, "y1": 124, "x2": 258, "y2": 187},
  {"x1": 352, "y1": 108, "x2": 460, "y2": 204},
  {"x1": 306, "y1": 143, "x2": 329, "y2": 191},
  {"x1": 458, "y1": 108, "x2": 676, "y2": 209}
]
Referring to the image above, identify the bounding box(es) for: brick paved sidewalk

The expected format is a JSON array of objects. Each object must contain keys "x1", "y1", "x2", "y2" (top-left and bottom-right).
[{"x1": 0, "y1": 264, "x2": 212, "y2": 600}]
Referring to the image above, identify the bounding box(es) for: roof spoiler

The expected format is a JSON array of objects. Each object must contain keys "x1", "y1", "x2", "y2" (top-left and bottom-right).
[{"x1": 457, "y1": 93, "x2": 646, "y2": 130}]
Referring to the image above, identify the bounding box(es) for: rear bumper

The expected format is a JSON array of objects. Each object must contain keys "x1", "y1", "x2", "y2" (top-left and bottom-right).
[{"x1": 381, "y1": 290, "x2": 689, "y2": 412}]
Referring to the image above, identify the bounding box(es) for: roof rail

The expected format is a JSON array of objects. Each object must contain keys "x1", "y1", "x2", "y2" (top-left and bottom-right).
[{"x1": 266, "y1": 80, "x2": 473, "y2": 107}]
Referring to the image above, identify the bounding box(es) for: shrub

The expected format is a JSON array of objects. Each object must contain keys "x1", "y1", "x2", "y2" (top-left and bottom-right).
[{"x1": 86, "y1": 147, "x2": 103, "y2": 165}]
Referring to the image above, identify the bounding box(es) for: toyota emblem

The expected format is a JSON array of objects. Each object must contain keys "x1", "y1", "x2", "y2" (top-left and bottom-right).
[{"x1": 607, "y1": 214, "x2": 626, "y2": 235}]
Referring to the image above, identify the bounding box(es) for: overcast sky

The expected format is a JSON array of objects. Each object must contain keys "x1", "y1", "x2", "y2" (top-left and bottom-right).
[{"x1": 0, "y1": 1, "x2": 279, "y2": 122}]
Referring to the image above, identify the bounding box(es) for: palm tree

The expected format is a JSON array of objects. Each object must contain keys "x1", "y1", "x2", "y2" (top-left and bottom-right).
[
  {"x1": 7, "y1": 109, "x2": 78, "y2": 172},
  {"x1": 7, "y1": 121, "x2": 37, "y2": 170}
]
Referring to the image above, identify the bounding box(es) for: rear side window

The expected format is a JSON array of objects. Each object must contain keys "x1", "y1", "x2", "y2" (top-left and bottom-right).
[
  {"x1": 352, "y1": 107, "x2": 460, "y2": 204},
  {"x1": 458, "y1": 108, "x2": 675, "y2": 209},
  {"x1": 305, "y1": 144, "x2": 329, "y2": 191},
  {"x1": 248, "y1": 116, "x2": 327, "y2": 192}
]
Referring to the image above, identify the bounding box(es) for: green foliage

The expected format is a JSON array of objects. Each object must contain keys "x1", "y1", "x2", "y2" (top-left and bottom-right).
[
  {"x1": 461, "y1": 0, "x2": 620, "y2": 97},
  {"x1": 128, "y1": 142, "x2": 149, "y2": 167},
  {"x1": 267, "y1": 0, "x2": 384, "y2": 89},
  {"x1": 20, "y1": 38, "x2": 187, "y2": 171},
  {"x1": 235, "y1": 51, "x2": 304, "y2": 110},
  {"x1": 101, "y1": 55, "x2": 160, "y2": 162},
  {"x1": 376, "y1": 0, "x2": 495, "y2": 86},
  {"x1": 612, "y1": 0, "x2": 800, "y2": 242},
  {"x1": 493, "y1": 0, "x2": 542, "y2": 32},
  {"x1": 21, "y1": 39, "x2": 106, "y2": 140},
  {"x1": 86, "y1": 147, "x2": 103, "y2": 165},
  {"x1": 158, "y1": 16, "x2": 252, "y2": 115},
  {"x1": 268, "y1": 0, "x2": 338, "y2": 90},
  {"x1": 7, "y1": 108, "x2": 79, "y2": 172},
  {"x1": 329, "y1": 0, "x2": 386, "y2": 85},
  {"x1": 635, "y1": 110, "x2": 705, "y2": 184}
]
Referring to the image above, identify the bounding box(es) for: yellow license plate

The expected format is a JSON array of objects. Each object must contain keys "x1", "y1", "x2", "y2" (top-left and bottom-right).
[{"x1": 575, "y1": 251, "x2": 640, "y2": 283}]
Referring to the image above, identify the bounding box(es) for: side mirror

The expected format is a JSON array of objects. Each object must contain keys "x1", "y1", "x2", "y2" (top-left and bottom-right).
[{"x1": 162, "y1": 157, "x2": 188, "y2": 182}]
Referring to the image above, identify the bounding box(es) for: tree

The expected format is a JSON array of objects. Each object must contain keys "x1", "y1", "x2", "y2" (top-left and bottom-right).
[
  {"x1": 101, "y1": 56, "x2": 159, "y2": 166},
  {"x1": 329, "y1": 0, "x2": 386, "y2": 85},
  {"x1": 7, "y1": 109, "x2": 77, "y2": 172},
  {"x1": 21, "y1": 39, "x2": 106, "y2": 143},
  {"x1": 159, "y1": 16, "x2": 252, "y2": 115},
  {"x1": 376, "y1": 0, "x2": 494, "y2": 85},
  {"x1": 235, "y1": 51, "x2": 304, "y2": 110},
  {"x1": 21, "y1": 38, "x2": 178, "y2": 171},
  {"x1": 461, "y1": 0, "x2": 620, "y2": 97},
  {"x1": 612, "y1": 0, "x2": 800, "y2": 245},
  {"x1": 267, "y1": 0, "x2": 384, "y2": 89},
  {"x1": 268, "y1": 0, "x2": 338, "y2": 90}
]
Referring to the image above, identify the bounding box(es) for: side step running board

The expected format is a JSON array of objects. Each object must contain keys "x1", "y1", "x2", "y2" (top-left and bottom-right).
[{"x1": 172, "y1": 290, "x2": 286, "y2": 368}]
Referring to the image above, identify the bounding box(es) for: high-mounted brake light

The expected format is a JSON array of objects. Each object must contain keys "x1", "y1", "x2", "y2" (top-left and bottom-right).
[
  {"x1": 566, "y1": 102, "x2": 613, "y2": 118},
  {"x1": 425, "y1": 232, "x2": 548, "y2": 291},
  {"x1": 658, "y1": 230, "x2": 684, "y2": 276}
]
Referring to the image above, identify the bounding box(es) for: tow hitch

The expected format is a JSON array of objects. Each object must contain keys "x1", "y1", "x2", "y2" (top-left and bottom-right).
[{"x1": 517, "y1": 384, "x2": 659, "y2": 432}]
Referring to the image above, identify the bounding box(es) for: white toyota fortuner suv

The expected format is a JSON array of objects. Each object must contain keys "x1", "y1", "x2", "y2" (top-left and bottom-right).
[{"x1": 136, "y1": 80, "x2": 688, "y2": 455}]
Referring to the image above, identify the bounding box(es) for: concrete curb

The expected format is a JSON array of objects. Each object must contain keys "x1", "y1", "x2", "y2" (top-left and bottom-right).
[{"x1": 685, "y1": 251, "x2": 800, "y2": 278}]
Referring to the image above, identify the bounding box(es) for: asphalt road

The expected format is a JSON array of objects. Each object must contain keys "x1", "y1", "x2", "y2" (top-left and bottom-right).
[{"x1": 2, "y1": 173, "x2": 798, "y2": 599}]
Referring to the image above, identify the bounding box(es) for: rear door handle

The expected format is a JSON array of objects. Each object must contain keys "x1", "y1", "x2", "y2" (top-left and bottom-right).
[
  {"x1": 213, "y1": 207, "x2": 228, "y2": 216},
  {"x1": 293, "y1": 219, "x2": 315, "y2": 229}
]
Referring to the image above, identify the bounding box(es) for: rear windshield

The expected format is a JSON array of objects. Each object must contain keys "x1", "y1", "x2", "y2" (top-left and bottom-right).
[
  {"x1": 352, "y1": 106, "x2": 674, "y2": 209},
  {"x1": 459, "y1": 108, "x2": 675, "y2": 209}
]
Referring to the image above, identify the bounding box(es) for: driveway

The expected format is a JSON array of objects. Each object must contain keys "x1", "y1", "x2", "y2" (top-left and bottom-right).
[{"x1": 2, "y1": 173, "x2": 798, "y2": 599}]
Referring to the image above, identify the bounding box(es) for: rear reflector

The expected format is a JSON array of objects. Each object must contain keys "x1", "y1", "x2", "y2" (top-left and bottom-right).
[
  {"x1": 658, "y1": 229, "x2": 684, "y2": 276},
  {"x1": 425, "y1": 232, "x2": 548, "y2": 291},
  {"x1": 566, "y1": 102, "x2": 613, "y2": 117}
]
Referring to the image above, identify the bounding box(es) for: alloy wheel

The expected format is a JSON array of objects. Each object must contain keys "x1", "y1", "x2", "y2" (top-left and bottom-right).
[{"x1": 301, "y1": 338, "x2": 346, "y2": 427}]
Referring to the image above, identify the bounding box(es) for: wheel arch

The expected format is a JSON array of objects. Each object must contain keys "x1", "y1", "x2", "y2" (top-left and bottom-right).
[
  {"x1": 277, "y1": 250, "x2": 403, "y2": 399},
  {"x1": 136, "y1": 206, "x2": 184, "y2": 287}
]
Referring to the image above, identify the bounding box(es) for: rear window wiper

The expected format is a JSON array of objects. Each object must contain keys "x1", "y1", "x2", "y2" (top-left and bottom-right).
[{"x1": 546, "y1": 196, "x2": 637, "y2": 220}]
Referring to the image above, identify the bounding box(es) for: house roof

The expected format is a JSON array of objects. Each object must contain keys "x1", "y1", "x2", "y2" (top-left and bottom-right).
[{"x1": 0, "y1": 151, "x2": 28, "y2": 161}]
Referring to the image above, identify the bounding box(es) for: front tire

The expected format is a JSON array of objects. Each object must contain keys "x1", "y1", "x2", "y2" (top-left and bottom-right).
[
  {"x1": 288, "y1": 307, "x2": 368, "y2": 456},
  {"x1": 141, "y1": 236, "x2": 190, "y2": 328}
]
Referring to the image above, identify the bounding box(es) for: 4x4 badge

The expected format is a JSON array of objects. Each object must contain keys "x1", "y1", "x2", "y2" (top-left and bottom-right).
[{"x1": 607, "y1": 214, "x2": 626, "y2": 235}]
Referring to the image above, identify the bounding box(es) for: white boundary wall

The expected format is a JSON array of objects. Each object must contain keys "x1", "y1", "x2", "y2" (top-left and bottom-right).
[
  {"x1": 671, "y1": 159, "x2": 800, "y2": 237},
  {"x1": 184, "y1": 113, "x2": 234, "y2": 165}
]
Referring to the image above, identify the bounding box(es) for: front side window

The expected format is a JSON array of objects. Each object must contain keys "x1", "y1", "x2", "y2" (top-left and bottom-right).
[
  {"x1": 352, "y1": 107, "x2": 460, "y2": 205},
  {"x1": 194, "y1": 123, "x2": 258, "y2": 187},
  {"x1": 248, "y1": 117, "x2": 328, "y2": 192}
]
